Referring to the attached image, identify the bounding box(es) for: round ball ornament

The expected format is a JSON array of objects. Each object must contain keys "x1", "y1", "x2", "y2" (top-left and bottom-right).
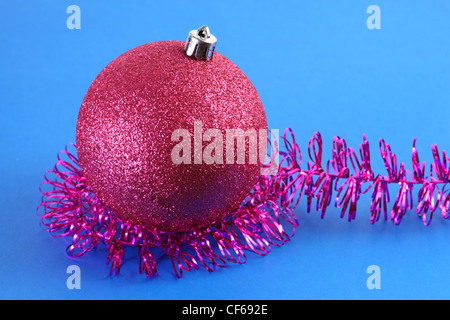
[{"x1": 76, "y1": 26, "x2": 268, "y2": 233}]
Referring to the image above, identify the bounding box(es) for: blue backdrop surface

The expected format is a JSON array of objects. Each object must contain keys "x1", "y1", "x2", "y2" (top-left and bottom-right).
[{"x1": 1, "y1": 0, "x2": 450, "y2": 299}]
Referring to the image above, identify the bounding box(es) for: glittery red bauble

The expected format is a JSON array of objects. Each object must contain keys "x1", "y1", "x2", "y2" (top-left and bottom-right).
[{"x1": 76, "y1": 41, "x2": 267, "y2": 232}]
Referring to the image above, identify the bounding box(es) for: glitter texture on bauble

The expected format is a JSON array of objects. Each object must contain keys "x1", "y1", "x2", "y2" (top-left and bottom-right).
[{"x1": 76, "y1": 40, "x2": 268, "y2": 233}]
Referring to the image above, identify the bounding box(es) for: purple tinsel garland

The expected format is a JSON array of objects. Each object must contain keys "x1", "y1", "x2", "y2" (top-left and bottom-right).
[{"x1": 38, "y1": 129, "x2": 450, "y2": 278}]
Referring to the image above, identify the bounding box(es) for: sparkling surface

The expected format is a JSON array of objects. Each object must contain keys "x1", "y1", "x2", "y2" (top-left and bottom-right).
[{"x1": 76, "y1": 41, "x2": 267, "y2": 232}]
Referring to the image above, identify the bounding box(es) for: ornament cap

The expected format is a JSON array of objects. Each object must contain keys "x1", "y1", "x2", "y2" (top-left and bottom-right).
[{"x1": 184, "y1": 26, "x2": 217, "y2": 61}]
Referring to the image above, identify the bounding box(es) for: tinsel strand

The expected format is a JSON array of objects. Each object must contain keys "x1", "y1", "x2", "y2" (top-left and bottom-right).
[{"x1": 38, "y1": 129, "x2": 450, "y2": 278}]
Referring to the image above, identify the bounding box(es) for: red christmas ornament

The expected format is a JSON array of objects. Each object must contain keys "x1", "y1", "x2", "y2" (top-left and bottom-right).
[
  {"x1": 76, "y1": 26, "x2": 268, "y2": 232},
  {"x1": 40, "y1": 26, "x2": 296, "y2": 278}
]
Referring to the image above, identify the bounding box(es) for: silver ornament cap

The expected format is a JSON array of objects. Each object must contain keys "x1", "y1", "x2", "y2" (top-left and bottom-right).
[{"x1": 184, "y1": 26, "x2": 217, "y2": 61}]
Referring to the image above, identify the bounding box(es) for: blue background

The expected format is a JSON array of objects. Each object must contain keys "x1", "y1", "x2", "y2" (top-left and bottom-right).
[{"x1": 1, "y1": 0, "x2": 450, "y2": 299}]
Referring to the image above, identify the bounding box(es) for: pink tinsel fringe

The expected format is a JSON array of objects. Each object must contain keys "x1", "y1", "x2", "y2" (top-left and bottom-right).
[{"x1": 38, "y1": 129, "x2": 450, "y2": 278}]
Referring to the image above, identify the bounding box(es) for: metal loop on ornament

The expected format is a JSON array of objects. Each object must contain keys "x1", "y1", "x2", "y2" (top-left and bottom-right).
[{"x1": 184, "y1": 25, "x2": 217, "y2": 61}]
